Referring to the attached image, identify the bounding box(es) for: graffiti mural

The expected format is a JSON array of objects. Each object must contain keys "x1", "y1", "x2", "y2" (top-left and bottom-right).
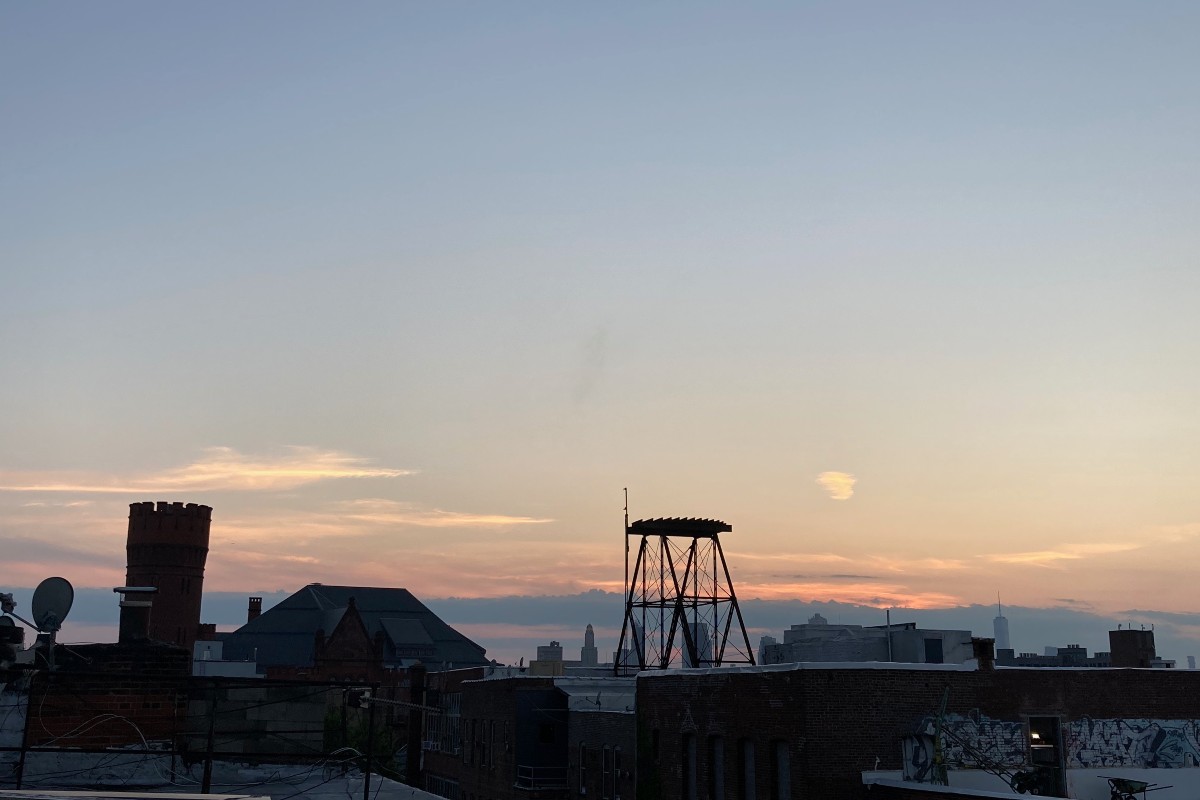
[
  {"x1": 916, "y1": 711, "x2": 1027, "y2": 768},
  {"x1": 911, "y1": 713, "x2": 1200, "y2": 772},
  {"x1": 1066, "y1": 718, "x2": 1200, "y2": 768}
]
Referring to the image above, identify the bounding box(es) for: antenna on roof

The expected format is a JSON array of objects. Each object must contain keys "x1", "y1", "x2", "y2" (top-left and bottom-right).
[
  {"x1": 623, "y1": 489, "x2": 630, "y2": 617},
  {"x1": 997, "y1": 591, "x2": 1002, "y2": 616}
]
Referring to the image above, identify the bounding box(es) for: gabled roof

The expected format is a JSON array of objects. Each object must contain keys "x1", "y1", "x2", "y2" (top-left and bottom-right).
[{"x1": 220, "y1": 584, "x2": 488, "y2": 670}]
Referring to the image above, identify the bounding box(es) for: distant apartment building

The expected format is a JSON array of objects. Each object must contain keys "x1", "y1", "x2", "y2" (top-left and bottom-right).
[
  {"x1": 758, "y1": 613, "x2": 975, "y2": 665},
  {"x1": 997, "y1": 643, "x2": 1112, "y2": 668}
]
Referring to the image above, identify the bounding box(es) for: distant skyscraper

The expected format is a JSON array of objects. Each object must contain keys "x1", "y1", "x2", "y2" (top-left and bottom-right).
[
  {"x1": 683, "y1": 622, "x2": 712, "y2": 668},
  {"x1": 581, "y1": 623, "x2": 599, "y2": 667},
  {"x1": 1189, "y1": 656, "x2": 1196, "y2": 670},
  {"x1": 993, "y1": 598, "x2": 1011, "y2": 651}
]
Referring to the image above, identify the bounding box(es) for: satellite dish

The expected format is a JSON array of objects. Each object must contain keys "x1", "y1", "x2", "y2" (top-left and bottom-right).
[{"x1": 31, "y1": 577, "x2": 73, "y2": 633}]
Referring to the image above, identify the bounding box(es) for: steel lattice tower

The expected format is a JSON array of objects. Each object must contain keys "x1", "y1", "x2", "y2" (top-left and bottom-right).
[{"x1": 615, "y1": 517, "x2": 755, "y2": 675}]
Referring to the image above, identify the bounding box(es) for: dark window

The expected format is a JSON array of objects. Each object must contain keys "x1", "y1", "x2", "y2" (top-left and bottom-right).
[
  {"x1": 614, "y1": 747, "x2": 623, "y2": 800},
  {"x1": 709, "y1": 736, "x2": 725, "y2": 800},
  {"x1": 738, "y1": 739, "x2": 756, "y2": 800},
  {"x1": 924, "y1": 638, "x2": 944, "y2": 664},
  {"x1": 603, "y1": 745, "x2": 613, "y2": 800},
  {"x1": 770, "y1": 740, "x2": 789, "y2": 800},
  {"x1": 579, "y1": 742, "x2": 588, "y2": 795},
  {"x1": 682, "y1": 734, "x2": 697, "y2": 800},
  {"x1": 539, "y1": 722, "x2": 554, "y2": 744}
]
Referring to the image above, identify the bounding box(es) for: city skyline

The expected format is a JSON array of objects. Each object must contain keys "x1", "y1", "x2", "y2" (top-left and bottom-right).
[{"x1": 3, "y1": 4, "x2": 1199, "y2": 664}]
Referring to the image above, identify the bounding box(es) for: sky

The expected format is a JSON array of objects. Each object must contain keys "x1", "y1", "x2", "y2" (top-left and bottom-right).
[{"x1": 2, "y1": 3, "x2": 1199, "y2": 665}]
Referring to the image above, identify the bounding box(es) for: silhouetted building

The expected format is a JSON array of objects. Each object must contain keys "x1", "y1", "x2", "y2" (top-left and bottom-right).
[
  {"x1": 996, "y1": 644, "x2": 1111, "y2": 668},
  {"x1": 638, "y1": 660, "x2": 1200, "y2": 800},
  {"x1": 581, "y1": 624, "x2": 598, "y2": 667},
  {"x1": 759, "y1": 614, "x2": 975, "y2": 665},
  {"x1": 1110, "y1": 627, "x2": 1157, "y2": 668},
  {"x1": 423, "y1": 673, "x2": 634, "y2": 800},
  {"x1": 124, "y1": 501, "x2": 211, "y2": 651},
  {"x1": 993, "y1": 602, "x2": 1011, "y2": 651},
  {"x1": 219, "y1": 584, "x2": 489, "y2": 675}
]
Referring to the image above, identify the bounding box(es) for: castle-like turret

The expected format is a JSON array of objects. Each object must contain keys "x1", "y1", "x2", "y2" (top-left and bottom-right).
[{"x1": 125, "y1": 501, "x2": 211, "y2": 651}]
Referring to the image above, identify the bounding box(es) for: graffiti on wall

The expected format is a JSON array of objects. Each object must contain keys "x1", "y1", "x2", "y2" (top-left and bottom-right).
[
  {"x1": 916, "y1": 711, "x2": 1028, "y2": 769},
  {"x1": 1066, "y1": 718, "x2": 1200, "y2": 768},
  {"x1": 911, "y1": 713, "x2": 1200, "y2": 771}
]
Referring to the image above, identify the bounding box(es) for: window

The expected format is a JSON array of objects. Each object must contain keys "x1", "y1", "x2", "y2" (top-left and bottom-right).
[
  {"x1": 770, "y1": 740, "x2": 789, "y2": 800},
  {"x1": 579, "y1": 742, "x2": 588, "y2": 795},
  {"x1": 603, "y1": 745, "x2": 613, "y2": 800},
  {"x1": 709, "y1": 736, "x2": 725, "y2": 800},
  {"x1": 924, "y1": 638, "x2": 944, "y2": 664},
  {"x1": 738, "y1": 739, "x2": 756, "y2": 800},
  {"x1": 682, "y1": 734, "x2": 697, "y2": 800},
  {"x1": 614, "y1": 748, "x2": 623, "y2": 800}
]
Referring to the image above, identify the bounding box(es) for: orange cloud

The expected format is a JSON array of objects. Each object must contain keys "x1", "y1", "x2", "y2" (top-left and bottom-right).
[
  {"x1": 741, "y1": 580, "x2": 962, "y2": 609},
  {"x1": 338, "y1": 499, "x2": 553, "y2": 527},
  {"x1": 0, "y1": 446, "x2": 410, "y2": 494}
]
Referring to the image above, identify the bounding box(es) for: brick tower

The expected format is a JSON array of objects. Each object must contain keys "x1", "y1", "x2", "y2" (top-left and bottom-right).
[{"x1": 125, "y1": 501, "x2": 211, "y2": 651}]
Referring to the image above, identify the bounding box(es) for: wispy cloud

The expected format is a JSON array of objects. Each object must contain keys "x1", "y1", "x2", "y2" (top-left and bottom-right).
[
  {"x1": 816, "y1": 471, "x2": 856, "y2": 501},
  {"x1": 0, "y1": 447, "x2": 411, "y2": 494},
  {"x1": 990, "y1": 541, "x2": 1147, "y2": 568},
  {"x1": 338, "y1": 499, "x2": 553, "y2": 528}
]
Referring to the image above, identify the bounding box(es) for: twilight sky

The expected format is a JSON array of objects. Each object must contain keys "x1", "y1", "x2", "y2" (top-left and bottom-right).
[{"x1": 3, "y1": 3, "x2": 1199, "y2": 663}]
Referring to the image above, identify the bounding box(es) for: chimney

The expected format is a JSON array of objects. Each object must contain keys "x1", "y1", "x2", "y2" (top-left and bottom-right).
[
  {"x1": 247, "y1": 596, "x2": 262, "y2": 623},
  {"x1": 114, "y1": 586, "x2": 158, "y2": 643},
  {"x1": 972, "y1": 637, "x2": 996, "y2": 671}
]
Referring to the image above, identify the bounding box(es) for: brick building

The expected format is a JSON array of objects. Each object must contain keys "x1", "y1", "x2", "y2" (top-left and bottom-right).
[
  {"x1": 219, "y1": 584, "x2": 489, "y2": 675},
  {"x1": 125, "y1": 500, "x2": 211, "y2": 652},
  {"x1": 422, "y1": 672, "x2": 634, "y2": 800},
  {"x1": 636, "y1": 660, "x2": 1200, "y2": 800},
  {"x1": 25, "y1": 640, "x2": 191, "y2": 749}
]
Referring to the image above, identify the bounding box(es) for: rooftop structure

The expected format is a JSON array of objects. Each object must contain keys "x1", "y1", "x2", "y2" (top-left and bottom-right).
[
  {"x1": 124, "y1": 501, "x2": 211, "y2": 651},
  {"x1": 219, "y1": 584, "x2": 488, "y2": 673},
  {"x1": 616, "y1": 516, "x2": 754, "y2": 674}
]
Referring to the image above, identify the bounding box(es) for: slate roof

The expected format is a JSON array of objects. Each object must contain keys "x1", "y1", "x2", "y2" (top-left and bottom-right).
[{"x1": 219, "y1": 584, "x2": 488, "y2": 670}]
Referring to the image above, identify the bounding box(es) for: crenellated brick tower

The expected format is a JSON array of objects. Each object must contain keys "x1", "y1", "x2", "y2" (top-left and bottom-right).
[{"x1": 125, "y1": 501, "x2": 211, "y2": 651}]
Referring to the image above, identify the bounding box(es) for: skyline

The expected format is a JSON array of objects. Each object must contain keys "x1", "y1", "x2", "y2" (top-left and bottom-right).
[{"x1": 3, "y1": 4, "x2": 1200, "y2": 664}]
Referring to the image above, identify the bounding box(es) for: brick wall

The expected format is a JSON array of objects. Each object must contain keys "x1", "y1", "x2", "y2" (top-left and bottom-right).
[
  {"x1": 570, "y1": 711, "x2": 636, "y2": 800},
  {"x1": 637, "y1": 665, "x2": 1200, "y2": 800},
  {"x1": 452, "y1": 676, "x2": 561, "y2": 800},
  {"x1": 28, "y1": 641, "x2": 190, "y2": 748}
]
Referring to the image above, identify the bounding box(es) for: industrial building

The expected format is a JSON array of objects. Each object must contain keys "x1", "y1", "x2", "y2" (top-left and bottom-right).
[{"x1": 758, "y1": 613, "x2": 976, "y2": 665}]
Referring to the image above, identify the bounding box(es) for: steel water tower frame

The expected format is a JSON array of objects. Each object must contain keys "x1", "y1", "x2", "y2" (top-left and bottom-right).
[{"x1": 615, "y1": 516, "x2": 755, "y2": 675}]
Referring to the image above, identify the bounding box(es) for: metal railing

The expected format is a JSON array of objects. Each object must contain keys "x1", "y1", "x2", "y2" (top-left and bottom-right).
[{"x1": 515, "y1": 764, "x2": 568, "y2": 790}]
